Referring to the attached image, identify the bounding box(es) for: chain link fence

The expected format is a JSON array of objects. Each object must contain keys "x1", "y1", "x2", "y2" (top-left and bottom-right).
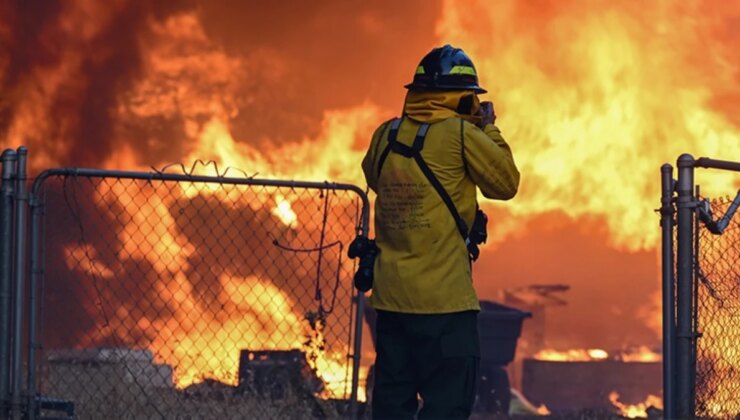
[
  {"x1": 695, "y1": 195, "x2": 740, "y2": 419},
  {"x1": 662, "y1": 155, "x2": 740, "y2": 419},
  {"x1": 30, "y1": 170, "x2": 368, "y2": 419}
]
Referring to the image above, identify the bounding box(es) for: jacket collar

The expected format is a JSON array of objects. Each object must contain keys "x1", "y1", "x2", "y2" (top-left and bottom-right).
[{"x1": 403, "y1": 90, "x2": 482, "y2": 125}]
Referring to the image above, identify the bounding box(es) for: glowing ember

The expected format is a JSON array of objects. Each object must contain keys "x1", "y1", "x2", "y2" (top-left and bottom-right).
[
  {"x1": 609, "y1": 391, "x2": 663, "y2": 418},
  {"x1": 272, "y1": 195, "x2": 298, "y2": 226},
  {"x1": 587, "y1": 349, "x2": 609, "y2": 360},
  {"x1": 511, "y1": 387, "x2": 551, "y2": 416},
  {"x1": 619, "y1": 346, "x2": 661, "y2": 362},
  {"x1": 534, "y1": 348, "x2": 609, "y2": 362},
  {"x1": 533, "y1": 347, "x2": 662, "y2": 362}
]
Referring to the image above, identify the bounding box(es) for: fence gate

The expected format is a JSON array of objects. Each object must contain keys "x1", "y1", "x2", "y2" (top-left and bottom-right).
[
  {"x1": 661, "y1": 154, "x2": 740, "y2": 419},
  {"x1": 1, "y1": 153, "x2": 370, "y2": 419}
]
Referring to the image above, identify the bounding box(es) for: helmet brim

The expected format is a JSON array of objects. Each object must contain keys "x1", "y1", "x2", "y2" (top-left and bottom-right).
[{"x1": 404, "y1": 82, "x2": 487, "y2": 94}]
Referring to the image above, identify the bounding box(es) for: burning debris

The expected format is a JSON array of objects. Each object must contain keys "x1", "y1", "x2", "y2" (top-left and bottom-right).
[
  {"x1": 501, "y1": 284, "x2": 570, "y2": 359},
  {"x1": 609, "y1": 391, "x2": 662, "y2": 419},
  {"x1": 42, "y1": 347, "x2": 348, "y2": 419},
  {"x1": 237, "y1": 349, "x2": 323, "y2": 400}
]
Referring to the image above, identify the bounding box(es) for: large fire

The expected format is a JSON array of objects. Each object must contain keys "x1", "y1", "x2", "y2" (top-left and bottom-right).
[
  {"x1": 2, "y1": 0, "x2": 740, "y2": 412},
  {"x1": 62, "y1": 175, "x2": 365, "y2": 399}
]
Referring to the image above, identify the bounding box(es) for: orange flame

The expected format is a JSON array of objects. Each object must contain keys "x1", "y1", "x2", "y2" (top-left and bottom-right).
[
  {"x1": 619, "y1": 346, "x2": 661, "y2": 363},
  {"x1": 534, "y1": 346, "x2": 662, "y2": 362},
  {"x1": 534, "y1": 348, "x2": 609, "y2": 361},
  {"x1": 3, "y1": 3, "x2": 739, "y2": 248},
  {"x1": 438, "y1": 0, "x2": 740, "y2": 250},
  {"x1": 272, "y1": 195, "x2": 298, "y2": 227},
  {"x1": 5, "y1": 1, "x2": 740, "y2": 406},
  {"x1": 62, "y1": 175, "x2": 364, "y2": 400},
  {"x1": 609, "y1": 391, "x2": 663, "y2": 418}
]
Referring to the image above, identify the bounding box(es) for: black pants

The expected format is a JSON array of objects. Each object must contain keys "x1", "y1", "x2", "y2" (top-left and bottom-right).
[{"x1": 372, "y1": 310, "x2": 480, "y2": 420}]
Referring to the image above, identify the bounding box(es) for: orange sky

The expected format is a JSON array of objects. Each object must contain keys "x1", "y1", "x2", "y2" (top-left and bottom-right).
[{"x1": 2, "y1": 0, "x2": 739, "y2": 351}]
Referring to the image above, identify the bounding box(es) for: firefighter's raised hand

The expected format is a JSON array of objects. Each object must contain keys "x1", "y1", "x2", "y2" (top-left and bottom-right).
[{"x1": 477, "y1": 101, "x2": 496, "y2": 128}]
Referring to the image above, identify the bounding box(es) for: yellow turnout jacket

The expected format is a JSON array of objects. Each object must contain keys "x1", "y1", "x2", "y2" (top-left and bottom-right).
[{"x1": 361, "y1": 90, "x2": 520, "y2": 314}]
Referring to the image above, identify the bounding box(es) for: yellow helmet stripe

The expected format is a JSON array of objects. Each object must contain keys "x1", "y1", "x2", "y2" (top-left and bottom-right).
[
  {"x1": 415, "y1": 66, "x2": 425, "y2": 75},
  {"x1": 448, "y1": 65, "x2": 476, "y2": 76}
]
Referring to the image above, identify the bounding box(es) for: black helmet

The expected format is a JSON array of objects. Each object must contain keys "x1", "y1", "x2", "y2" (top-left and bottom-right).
[{"x1": 404, "y1": 44, "x2": 487, "y2": 93}]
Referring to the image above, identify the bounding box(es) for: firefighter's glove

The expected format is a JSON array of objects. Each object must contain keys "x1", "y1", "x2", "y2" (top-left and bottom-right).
[{"x1": 477, "y1": 101, "x2": 496, "y2": 128}]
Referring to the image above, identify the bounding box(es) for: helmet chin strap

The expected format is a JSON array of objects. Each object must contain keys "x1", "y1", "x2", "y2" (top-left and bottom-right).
[{"x1": 456, "y1": 94, "x2": 474, "y2": 115}]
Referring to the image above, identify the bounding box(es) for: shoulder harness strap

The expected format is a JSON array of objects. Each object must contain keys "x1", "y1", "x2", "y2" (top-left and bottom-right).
[
  {"x1": 376, "y1": 118, "x2": 401, "y2": 178},
  {"x1": 376, "y1": 118, "x2": 469, "y2": 242}
]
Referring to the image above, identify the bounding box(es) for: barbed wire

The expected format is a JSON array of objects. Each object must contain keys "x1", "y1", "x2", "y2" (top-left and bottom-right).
[{"x1": 151, "y1": 160, "x2": 257, "y2": 179}]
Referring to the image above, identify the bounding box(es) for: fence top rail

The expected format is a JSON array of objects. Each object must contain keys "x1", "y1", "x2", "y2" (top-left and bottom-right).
[
  {"x1": 30, "y1": 167, "x2": 371, "y2": 236},
  {"x1": 695, "y1": 157, "x2": 740, "y2": 173}
]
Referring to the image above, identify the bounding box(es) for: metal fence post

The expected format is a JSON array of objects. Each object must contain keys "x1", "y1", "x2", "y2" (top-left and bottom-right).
[
  {"x1": 10, "y1": 147, "x2": 28, "y2": 420},
  {"x1": 660, "y1": 163, "x2": 675, "y2": 419},
  {"x1": 26, "y1": 178, "x2": 44, "y2": 420},
  {"x1": 349, "y1": 292, "x2": 365, "y2": 419},
  {"x1": 0, "y1": 149, "x2": 18, "y2": 416},
  {"x1": 349, "y1": 201, "x2": 370, "y2": 420},
  {"x1": 675, "y1": 153, "x2": 695, "y2": 418}
]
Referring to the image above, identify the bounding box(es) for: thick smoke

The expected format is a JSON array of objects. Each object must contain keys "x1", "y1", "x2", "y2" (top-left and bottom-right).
[
  {"x1": 195, "y1": 0, "x2": 442, "y2": 145},
  {"x1": 0, "y1": 0, "x2": 442, "y2": 171},
  {"x1": 0, "y1": 0, "x2": 197, "y2": 168},
  {"x1": 475, "y1": 209, "x2": 659, "y2": 351}
]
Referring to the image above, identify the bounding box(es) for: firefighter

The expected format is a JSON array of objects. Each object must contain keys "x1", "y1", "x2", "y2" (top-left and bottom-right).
[{"x1": 361, "y1": 44, "x2": 520, "y2": 419}]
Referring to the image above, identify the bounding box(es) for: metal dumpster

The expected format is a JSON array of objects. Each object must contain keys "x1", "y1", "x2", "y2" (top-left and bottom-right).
[{"x1": 476, "y1": 300, "x2": 532, "y2": 414}]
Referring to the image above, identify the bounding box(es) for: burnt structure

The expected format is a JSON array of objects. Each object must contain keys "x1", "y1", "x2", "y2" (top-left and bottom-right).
[
  {"x1": 237, "y1": 349, "x2": 323, "y2": 400},
  {"x1": 502, "y1": 284, "x2": 570, "y2": 358},
  {"x1": 522, "y1": 359, "x2": 661, "y2": 412}
]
